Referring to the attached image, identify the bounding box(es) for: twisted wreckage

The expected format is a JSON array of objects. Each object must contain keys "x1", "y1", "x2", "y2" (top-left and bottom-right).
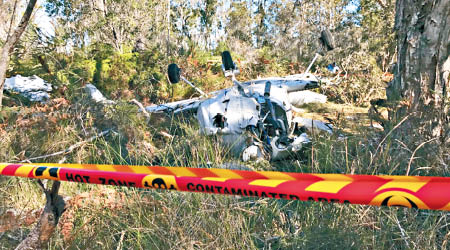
[{"x1": 146, "y1": 31, "x2": 336, "y2": 161}]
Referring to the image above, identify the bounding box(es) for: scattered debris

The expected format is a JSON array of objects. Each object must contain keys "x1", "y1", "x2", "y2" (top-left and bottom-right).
[
  {"x1": 83, "y1": 84, "x2": 115, "y2": 105},
  {"x1": 292, "y1": 117, "x2": 333, "y2": 134},
  {"x1": 288, "y1": 90, "x2": 327, "y2": 106},
  {"x1": 327, "y1": 62, "x2": 340, "y2": 74},
  {"x1": 4, "y1": 75, "x2": 53, "y2": 103}
]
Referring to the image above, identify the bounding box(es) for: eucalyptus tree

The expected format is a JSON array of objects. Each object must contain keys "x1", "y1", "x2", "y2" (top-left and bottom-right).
[
  {"x1": 221, "y1": 0, "x2": 254, "y2": 57},
  {"x1": 387, "y1": 0, "x2": 449, "y2": 145},
  {"x1": 261, "y1": 0, "x2": 355, "y2": 63},
  {"x1": 358, "y1": 0, "x2": 396, "y2": 72},
  {"x1": 0, "y1": 0, "x2": 38, "y2": 108},
  {"x1": 45, "y1": 0, "x2": 162, "y2": 52},
  {"x1": 199, "y1": 0, "x2": 218, "y2": 50},
  {"x1": 170, "y1": 0, "x2": 202, "y2": 55},
  {"x1": 0, "y1": 0, "x2": 19, "y2": 44}
]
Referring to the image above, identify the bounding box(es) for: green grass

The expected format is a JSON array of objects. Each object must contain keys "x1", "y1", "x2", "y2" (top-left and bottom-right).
[{"x1": 0, "y1": 100, "x2": 449, "y2": 249}]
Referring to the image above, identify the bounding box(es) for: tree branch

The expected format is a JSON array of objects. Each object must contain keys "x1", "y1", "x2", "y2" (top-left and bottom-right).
[
  {"x1": 6, "y1": 0, "x2": 19, "y2": 41},
  {"x1": 130, "y1": 98, "x2": 150, "y2": 119},
  {"x1": 5, "y1": 0, "x2": 38, "y2": 53},
  {"x1": 20, "y1": 129, "x2": 111, "y2": 162},
  {"x1": 376, "y1": 0, "x2": 387, "y2": 9}
]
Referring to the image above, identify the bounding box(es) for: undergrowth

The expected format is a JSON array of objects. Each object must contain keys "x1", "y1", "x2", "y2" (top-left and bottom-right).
[{"x1": 0, "y1": 98, "x2": 449, "y2": 249}]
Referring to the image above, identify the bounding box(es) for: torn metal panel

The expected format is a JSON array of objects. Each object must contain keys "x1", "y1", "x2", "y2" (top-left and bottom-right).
[
  {"x1": 289, "y1": 90, "x2": 327, "y2": 106},
  {"x1": 292, "y1": 117, "x2": 333, "y2": 134}
]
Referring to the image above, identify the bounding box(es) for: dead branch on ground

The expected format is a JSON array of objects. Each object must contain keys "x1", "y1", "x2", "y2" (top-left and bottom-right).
[{"x1": 20, "y1": 129, "x2": 111, "y2": 163}]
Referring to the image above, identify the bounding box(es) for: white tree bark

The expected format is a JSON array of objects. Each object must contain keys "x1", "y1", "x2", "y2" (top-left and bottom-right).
[{"x1": 0, "y1": 0, "x2": 37, "y2": 108}]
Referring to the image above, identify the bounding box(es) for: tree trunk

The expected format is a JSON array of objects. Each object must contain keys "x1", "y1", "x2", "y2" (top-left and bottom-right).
[
  {"x1": 0, "y1": 46, "x2": 10, "y2": 108},
  {"x1": 387, "y1": 0, "x2": 449, "y2": 143},
  {"x1": 15, "y1": 181, "x2": 66, "y2": 250},
  {"x1": 0, "y1": 0, "x2": 37, "y2": 109}
]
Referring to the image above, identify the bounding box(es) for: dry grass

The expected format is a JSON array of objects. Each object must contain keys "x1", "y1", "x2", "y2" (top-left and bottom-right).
[{"x1": 0, "y1": 99, "x2": 449, "y2": 249}]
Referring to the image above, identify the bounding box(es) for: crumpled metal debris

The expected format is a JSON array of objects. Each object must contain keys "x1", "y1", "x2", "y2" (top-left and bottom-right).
[
  {"x1": 83, "y1": 84, "x2": 116, "y2": 105},
  {"x1": 4, "y1": 75, "x2": 52, "y2": 102}
]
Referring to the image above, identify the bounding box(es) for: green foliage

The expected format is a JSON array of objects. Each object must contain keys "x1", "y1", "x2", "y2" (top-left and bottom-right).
[
  {"x1": 358, "y1": 0, "x2": 396, "y2": 71},
  {"x1": 3, "y1": 1, "x2": 448, "y2": 249},
  {"x1": 323, "y1": 52, "x2": 387, "y2": 106},
  {"x1": 95, "y1": 53, "x2": 137, "y2": 95}
]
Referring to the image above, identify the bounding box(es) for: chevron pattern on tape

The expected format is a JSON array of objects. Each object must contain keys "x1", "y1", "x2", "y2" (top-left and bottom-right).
[{"x1": 1, "y1": 163, "x2": 449, "y2": 211}]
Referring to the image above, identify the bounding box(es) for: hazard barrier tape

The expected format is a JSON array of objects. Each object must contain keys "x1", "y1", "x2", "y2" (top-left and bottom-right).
[{"x1": 1, "y1": 163, "x2": 449, "y2": 211}]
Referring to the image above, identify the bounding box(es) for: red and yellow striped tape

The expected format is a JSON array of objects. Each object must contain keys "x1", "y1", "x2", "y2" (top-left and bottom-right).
[{"x1": 1, "y1": 163, "x2": 449, "y2": 211}]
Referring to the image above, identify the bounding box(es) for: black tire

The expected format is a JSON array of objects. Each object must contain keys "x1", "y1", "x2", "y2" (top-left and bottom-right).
[
  {"x1": 320, "y1": 30, "x2": 335, "y2": 51},
  {"x1": 221, "y1": 51, "x2": 235, "y2": 71},
  {"x1": 168, "y1": 63, "x2": 180, "y2": 84}
]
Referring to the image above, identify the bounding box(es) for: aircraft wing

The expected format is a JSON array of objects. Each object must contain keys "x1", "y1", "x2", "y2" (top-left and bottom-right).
[
  {"x1": 243, "y1": 73, "x2": 320, "y2": 92},
  {"x1": 145, "y1": 98, "x2": 202, "y2": 114}
]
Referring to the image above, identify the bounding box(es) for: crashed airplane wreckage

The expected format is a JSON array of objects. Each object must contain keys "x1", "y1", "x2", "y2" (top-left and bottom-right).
[{"x1": 146, "y1": 31, "x2": 336, "y2": 162}]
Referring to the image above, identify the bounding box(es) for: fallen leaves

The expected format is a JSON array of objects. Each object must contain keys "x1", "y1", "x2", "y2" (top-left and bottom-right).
[
  {"x1": 58, "y1": 187, "x2": 140, "y2": 243},
  {"x1": 0, "y1": 208, "x2": 42, "y2": 233}
]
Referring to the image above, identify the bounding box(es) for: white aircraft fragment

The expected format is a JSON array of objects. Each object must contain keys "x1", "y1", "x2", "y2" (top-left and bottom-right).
[
  {"x1": 84, "y1": 84, "x2": 116, "y2": 105},
  {"x1": 4, "y1": 75, "x2": 52, "y2": 102}
]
